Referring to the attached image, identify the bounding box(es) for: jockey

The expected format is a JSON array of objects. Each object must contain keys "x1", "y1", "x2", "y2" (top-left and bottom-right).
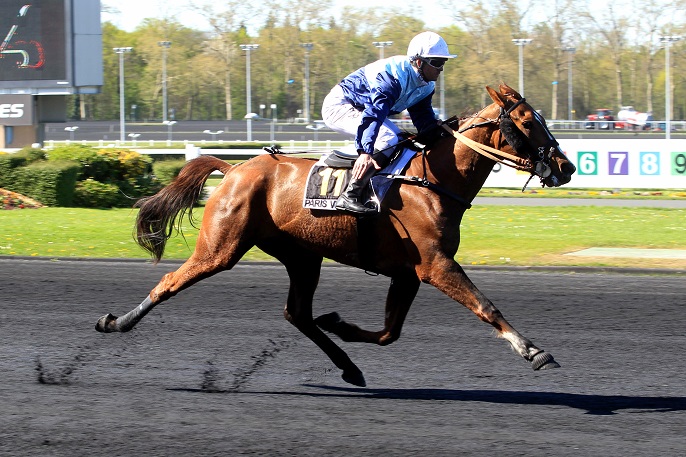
[{"x1": 322, "y1": 31, "x2": 457, "y2": 215}]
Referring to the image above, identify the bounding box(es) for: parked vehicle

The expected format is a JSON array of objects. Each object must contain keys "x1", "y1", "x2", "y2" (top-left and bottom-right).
[
  {"x1": 584, "y1": 109, "x2": 615, "y2": 130},
  {"x1": 616, "y1": 106, "x2": 653, "y2": 130}
]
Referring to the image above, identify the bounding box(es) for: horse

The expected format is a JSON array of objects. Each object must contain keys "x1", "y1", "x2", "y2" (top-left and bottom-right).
[{"x1": 96, "y1": 83, "x2": 576, "y2": 387}]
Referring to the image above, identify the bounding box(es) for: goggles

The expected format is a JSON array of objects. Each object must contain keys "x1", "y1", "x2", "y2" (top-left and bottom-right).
[{"x1": 420, "y1": 57, "x2": 447, "y2": 70}]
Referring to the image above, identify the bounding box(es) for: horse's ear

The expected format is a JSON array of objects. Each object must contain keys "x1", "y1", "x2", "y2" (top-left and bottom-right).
[
  {"x1": 486, "y1": 85, "x2": 507, "y2": 108},
  {"x1": 499, "y1": 83, "x2": 522, "y2": 99}
]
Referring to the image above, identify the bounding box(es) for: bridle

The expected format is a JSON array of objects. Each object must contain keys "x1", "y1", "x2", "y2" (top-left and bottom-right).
[{"x1": 440, "y1": 97, "x2": 559, "y2": 188}]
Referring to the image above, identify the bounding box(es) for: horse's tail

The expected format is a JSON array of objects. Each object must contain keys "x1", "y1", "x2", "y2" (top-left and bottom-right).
[{"x1": 135, "y1": 155, "x2": 232, "y2": 263}]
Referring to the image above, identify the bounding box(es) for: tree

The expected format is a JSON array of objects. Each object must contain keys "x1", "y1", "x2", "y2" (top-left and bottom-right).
[
  {"x1": 579, "y1": 4, "x2": 631, "y2": 109},
  {"x1": 89, "y1": 1, "x2": 686, "y2": 123},
  {"x1": 191, "y1": 0, "x2": 264, "y2": 120}
]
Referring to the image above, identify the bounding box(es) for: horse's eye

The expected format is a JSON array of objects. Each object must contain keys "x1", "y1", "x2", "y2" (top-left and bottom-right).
[{"x1": 522, "y1": 121, "x2": 533, "y2": 130}]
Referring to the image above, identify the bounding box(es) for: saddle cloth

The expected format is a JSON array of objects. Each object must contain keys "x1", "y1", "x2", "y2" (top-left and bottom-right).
[{"x1": 302, "y1": 148, "x2": 415, "y2": 211}]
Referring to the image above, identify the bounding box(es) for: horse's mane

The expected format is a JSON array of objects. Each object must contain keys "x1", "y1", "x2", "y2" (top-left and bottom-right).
[{"x1": 411, "y1": 104, "x2": 495, "y2": 147}]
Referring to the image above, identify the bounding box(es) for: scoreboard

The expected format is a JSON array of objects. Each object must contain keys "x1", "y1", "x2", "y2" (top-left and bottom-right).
[{"x1": 0, "y1": 0, "x2": 102, "y2": 94}]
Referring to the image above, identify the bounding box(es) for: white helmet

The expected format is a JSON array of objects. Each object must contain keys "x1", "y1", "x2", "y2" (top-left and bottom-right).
[{"x1": 407, "y1": 31, "x2": 457, "y2": 59}]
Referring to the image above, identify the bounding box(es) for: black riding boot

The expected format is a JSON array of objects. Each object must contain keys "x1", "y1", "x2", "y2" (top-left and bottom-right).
[{"x1": 335, "y1": 164, "x2": 378, "y2": 215}]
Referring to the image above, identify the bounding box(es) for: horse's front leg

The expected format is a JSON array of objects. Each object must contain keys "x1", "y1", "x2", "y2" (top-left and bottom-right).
[{"x1": 419, "y1": 258, "x2": 560, "y2": 370}]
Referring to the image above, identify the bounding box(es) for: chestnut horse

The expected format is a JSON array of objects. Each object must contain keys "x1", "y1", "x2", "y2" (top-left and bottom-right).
[{"x1": 96, "y1": 84, "x2": 576, "y2": 387}]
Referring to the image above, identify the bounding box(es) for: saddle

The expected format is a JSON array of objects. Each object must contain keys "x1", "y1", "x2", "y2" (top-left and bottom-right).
[
  {"x1": 322, "y1": 146, "x2": 392, "y2": 169},
  {"x1": 301, "y1": 145, "x2": 413, "y2": 211},
  {"x1": 323, "y1": 147, "x2": 357, "y2": 168}
]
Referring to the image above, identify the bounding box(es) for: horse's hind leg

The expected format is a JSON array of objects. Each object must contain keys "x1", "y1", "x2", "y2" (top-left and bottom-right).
[
  {"x1": 96, "y1": 254, "x2": 239, "y2": 333},
  {"x1": 315, "y1": 270, "x2": 420, "y2": 345},
  {"x1": 279, "y1": 253, "x2": 366, "y2": 387},
  {"x1": 96, "y1": 231, "x2": 254, "y2": 333}
]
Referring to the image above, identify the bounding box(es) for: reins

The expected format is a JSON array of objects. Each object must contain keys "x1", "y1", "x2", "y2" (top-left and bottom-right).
[
  {"x1": 440, "y1": 103, "x2": 533, "y2": 174},
  {"x1": 381, "y1": 99, "x2": 545, "y2": 208}
]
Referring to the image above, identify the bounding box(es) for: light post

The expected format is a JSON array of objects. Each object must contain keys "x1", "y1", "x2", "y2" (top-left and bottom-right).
[
  {"x1": 203, "y1": 129, "x2": 224, "y2": 142},
  {"x1": 660, "y1": 36, "x2": 681, "y2": 140},
  {"x1": 439, "y1": 71, "x2": 445, "y2": 119},
  {"x1": 300, "y1": 43, "x2": 314, "y2": 123},
  {"x1": 158, "y1": 41, "x2": 172, "y2": 122},
  {"x1": 239, "y1": 44, "x2": 259, "y2": 141},
  {"x1": 372, "y1": 40, "x2": 393, "y2": 59},
  {"x1": 306, "y1": 123, "x2": 326, "y2": 141},
  {"x1": 113, "y1": 47, "x2": 133, "y2": 142},
  {"x1": 270, "y1": 103, "x2": 277, "y2": 143},
  {"x1": 163, "y1": 120, "x2": 177, "y2": 143},
  {"x1": 512, "y1": 39, "x2": 532, "y2": 96},
  {"x1": 64, "y1": 126, "x2": 78, "y2": 141},
  {"x1": 564, "y1": 46, "x2": 576, "y2": 123}
]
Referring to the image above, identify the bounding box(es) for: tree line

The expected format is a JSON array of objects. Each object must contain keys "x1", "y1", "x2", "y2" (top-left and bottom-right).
[{"x1": 81, "y1": 0, "x2": 686, "y2": 123}]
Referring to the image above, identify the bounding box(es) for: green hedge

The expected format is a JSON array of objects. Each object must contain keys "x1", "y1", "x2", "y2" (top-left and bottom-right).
[
  {"x1": 73, "y1": 179, "x2": 121, "y2": 208},
  {"x1": 9, "y1": 161, "x2": 79, "y2": 206},
  {"x1": 152, "y1": 160, "x2": 186, "y2": 185},
  {"x1": 0, "y1": 154, "x2": 27, "y2": 188},
  {"x1": 47, "y1": 144, "x2": 117, "y2": 182},
  {"x1": 2, "y1": 145, "x2": 164, "y2": 208},
  {"x1": 0, "y1": 147, "x2": 48, "y2": 186},
  {"x1": 14, "y1": 146, "x2": 47, "y2": 163}
]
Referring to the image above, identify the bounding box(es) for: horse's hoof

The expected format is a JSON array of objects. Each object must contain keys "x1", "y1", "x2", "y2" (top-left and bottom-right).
[
  {"x1": 95, "y1": 313, "x2": 118, "y2": 333},
  {"x1": 532, "y1": 351, "x2": 561, "y2": 370},
  {"x1": 314, "y1": 312, "x2": 342, "y2": 333},
  {"x1": 342, "y1": 368, "x2": 366, "y2": 387}
]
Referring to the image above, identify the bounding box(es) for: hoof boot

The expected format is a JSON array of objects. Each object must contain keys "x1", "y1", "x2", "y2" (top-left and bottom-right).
[
  {"x1": 95, "y1": 313, "x2": 118, "y2": 333},
  {"x1": 532, "y1": 351, "x2": 561, "y2": 370}
]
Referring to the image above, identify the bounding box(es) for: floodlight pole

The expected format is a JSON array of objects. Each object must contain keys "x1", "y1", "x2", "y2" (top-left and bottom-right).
[
  {"x1": 270, "y1": 103, "x2": 277, "y2": 142},
  {"x1": 660, "y1": 36, "x2": 682, "y2": 140},
  {"x1": 158, "y1": 41, "x2": 172, "y2": 122},
  {"x1": 512, "y1": 39, "x2": 532, "y2": 96},
  {"x1": 301, "y1": 43, "x2": 314, "y2": 123},
  {"x1": 439, "y1": 71, "x2": 445, "y2": 119},
  {"x1": 114, "y1": 47, "x2": 133, "y2": 142},
  {"x1": 163, "y1": 120, "x2": 177, "y2": 143},
  {"x1": 564, "y1": 47, "x2": 576, "y2": 122},
  {"x1": 372, "y1": 40, "x2": 393, "y2": 60},
  {"x1": 240, "y1": 44, "x2": 259, "y2": 141}
]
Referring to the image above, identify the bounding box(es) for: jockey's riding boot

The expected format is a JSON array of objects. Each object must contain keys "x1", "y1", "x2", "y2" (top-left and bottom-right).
[{"x1": 335, "y1": 164, "x2": 378, "y2": 215}]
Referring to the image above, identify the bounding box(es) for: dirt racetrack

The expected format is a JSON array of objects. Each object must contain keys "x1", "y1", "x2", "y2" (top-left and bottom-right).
[{"x1": 1, "y1": 258, "x2": 685, "y2": 456}]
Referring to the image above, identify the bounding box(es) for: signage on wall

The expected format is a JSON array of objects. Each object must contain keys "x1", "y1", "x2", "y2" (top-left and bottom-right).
[
  {"x1": 0, "y1": 94, "x2": 33, "y2": 125},
  {"x1": 484, "y1": 139, "x2": 686, "y2": 189}
]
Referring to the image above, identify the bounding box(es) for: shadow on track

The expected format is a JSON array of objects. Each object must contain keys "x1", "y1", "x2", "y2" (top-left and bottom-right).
[
  {"x1": 169, "y1": 384, "x2": 686, "y2": 416},
  {"x1": 305, "y1": 385, "x2": 686, "y2": 415}
]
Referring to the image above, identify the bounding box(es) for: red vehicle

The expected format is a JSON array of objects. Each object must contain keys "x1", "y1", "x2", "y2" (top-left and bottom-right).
[{"x1": 585, "y1": 109, "x2": 615, "y2": 130}]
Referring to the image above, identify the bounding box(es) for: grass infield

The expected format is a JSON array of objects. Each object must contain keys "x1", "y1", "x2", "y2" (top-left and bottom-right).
[{"x1": 1, "y1": 203, "x2": 684, "y2": 270}]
